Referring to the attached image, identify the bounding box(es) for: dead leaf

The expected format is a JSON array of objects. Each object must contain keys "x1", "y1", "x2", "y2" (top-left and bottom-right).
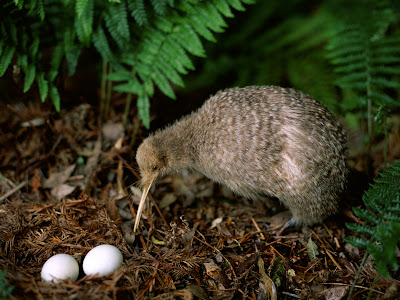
[
  {"x1": 319, "y1": 285, "x2": 349, "y2": 300},
  {"x1": 159, "y1": 193, "x2": 177, "y2": 209},
  {"x1": 102, "y1": 122, "x2": 124, "y2": 143},
  {"x1": 185, "y1": 284, "x2": 209, "y2": 300},
  {"x1": 210, "y1": 217, "x2": 223, "y2": 229},
  {"x1": 203, "y1": 260, "x2": 230, "y2": 288},
  {"x1": 83, "y1": 138, "x2": 101, "y2": 176},
  {"x1": 106, "y1": 197, "x2": 122, "y2": 225},
  {"x1": 43, "y1": 164, "x2": 76, "y2": 188},
  {"x1": 50, "y1": 184, "x2": 76, "y2": 200},
  {"x1": 307, "y1": 237, "x2": 319, "y2": 261},
  {"x1": 257, "y1": 256, "x2": 277, "y2": 300}
]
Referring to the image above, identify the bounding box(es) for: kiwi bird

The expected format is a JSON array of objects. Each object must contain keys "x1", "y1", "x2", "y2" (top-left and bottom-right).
[{"x1": 134, "y1": 86, "x2": 347, "y2": 233}]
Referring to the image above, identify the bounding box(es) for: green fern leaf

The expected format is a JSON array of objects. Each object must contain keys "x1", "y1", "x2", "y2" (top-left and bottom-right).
[
  {"x1": 49, "y1": 44, "x2": 64, "y2": 81},
  {"x1": 162, "y1": 39, "x2": 194, "y2": 70},
  {"x1": 105, "y1": 1, "x2": 130, "y2": 47},
  {"x1": 75, "y1": 0, "x2": 93, "y2": 46},
  {"x1": 37, "y1": 72, "x2": 48, "y2": 102},
  {"x1": 129, "y1": 0, "x2": 148, "y2": 26},
  {"x1": 93, "y1": 26, "x2": 115, "y2": 63},
  {"x1": 155, "y1": 17, "x2": 174, "y2": 33},
  {"x1": 371, "y1": 91, "x2": 400, "y2": 106},
  {"x1": 155, "y1": 58, "x2": 184, "y2": 87},
  {"x1": 23, "y1": 64, "x2": 36, "y2": 93},
  {"x1": 371, "y1": 77, "x2": 400, "y2": 89},
  {"x1": 189, "y1": 14, "x2": 216, "y2": 42},
  {"x1": 150, "y1": 0, "x2": 169, "y2": 15},
  {"x1": 346, "y1": 160, "x2": 400, "y2": 278},
  {"x1": 152, "y1": 68, "x2": 175, "y2": 99},
  {"x1": 35, "y1": 0, "x2": 45, "y2": 20},
  {"x1": 75, "y1": 0, "x2": 89, "y2": 18},
  {"x1": 107, "y1": 69, "x2": 132, "y2": 82},
  {"x1": 49, "y1": 85, "x2": 60, "y2": 111},
  {"x1": 135, "y1": 62, "x2": 152, "y2": 79},
  {"x1": 343, "y1": 236, "x2": 369, "y2": 249},
  {"x1": 137, "y1": 93, "x2": 150, "y2": 129},
  {"x1": 194, "y1": 3, "x2": 226, "y2": 33},
  {"x1": 173, "y1": 24, "x2": 205, "y2": 57},
  {"x1": 226, "y1": 0, "x2": 246, "y2": 11},
  {"x1": 346, "y1": 222, "x2": 375, "y2": 236},
  {"x1": 29, "y1": 37, "x2": 40, "y2": 58},
  {"x1": 0, "y1": 46, "x2": 15, "y2": 76},
  {"x1": 213, "y1": 0, "x2": 234, "y2": 17},
  {"x1": 144, "y1": 78, "x2": 154, "y2": 96},
  {"x1": 17, "y1": 53, "x2": 28, "y2": 69}
]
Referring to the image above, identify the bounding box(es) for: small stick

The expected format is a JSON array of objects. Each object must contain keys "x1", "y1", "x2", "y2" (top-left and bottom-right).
[
  {"x1": 325, "y1": 249, "x2": 342, "y2": 270},
  {"x1": 0, "y1": 180, "x2": 28, "y2": 203},
  {"x1": 251, "y1": 217, "x2": 265, "y2": 240},
  {"x1": 6, "y1": 104, "x2": 40, "y2": 133},
  {"x1": 193, "y1": 230, "x2": 237, "y2": 278}
]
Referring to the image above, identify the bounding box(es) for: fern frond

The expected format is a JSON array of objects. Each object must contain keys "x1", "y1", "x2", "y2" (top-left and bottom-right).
[
  {"x1": 152, "y1": 68, "x2": 175, "y2": 99},
  {"x1": 75, "y1": 0, "x2": 89, "y2": 18},
  {"x1": 75, "y1": 0, "x2": 93, "y2": 46},
  {"x1": 23, "y1": 64, "x2": 36, "y2": 93},
  {"x1": 49, "y1": 85, "x2": 60, "y2": 111},
  {"x1": 129, "y1": 0, "x2": 148, "y2": 26},
  {"x1": 150, "y1": 0, "x2": 171, "y2": 15},
  {"x1": 0, "y1": 46, "x2": 15, "y2": 76},
  {"x1": 93, "y1": 26, "x2": 115, "y2": 63},
  {"x1": 346, "y1": 160, "x2": 400, "y2": 278},
  {"x1": 137, "y1": 93, "x2": 150, "y2": 128},
  {"x1": 172, "y1": 24, "x2": 205, "y2": 57},
  {"x1": 37, "y1": 72, "x2": 48, "y2": 102},
  {"x1": 105, "y1": 1, "x2": 130, "y2": 46},
  {"x1": 213, "y1": 0, "x2": 234, "y2": 18}
]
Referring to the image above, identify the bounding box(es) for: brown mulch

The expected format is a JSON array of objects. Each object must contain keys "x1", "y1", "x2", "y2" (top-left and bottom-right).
[{"x1": 0, "y1": 99, "x2": 399, "y2": 299}]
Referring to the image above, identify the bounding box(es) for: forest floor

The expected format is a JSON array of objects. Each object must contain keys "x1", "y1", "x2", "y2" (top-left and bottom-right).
[{"x1": 1, "y1": 89, "x2": 400, "y2": 299}]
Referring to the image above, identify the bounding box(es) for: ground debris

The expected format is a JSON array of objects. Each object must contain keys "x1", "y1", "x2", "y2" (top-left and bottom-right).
[{"x1": 0, "y1": 102, "x2": 399, "y2": 299}]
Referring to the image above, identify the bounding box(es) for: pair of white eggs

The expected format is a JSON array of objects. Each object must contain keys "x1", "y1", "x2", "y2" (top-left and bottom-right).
[{"x1": 41, "y1": 244, "x2": 123, "y2": 283}]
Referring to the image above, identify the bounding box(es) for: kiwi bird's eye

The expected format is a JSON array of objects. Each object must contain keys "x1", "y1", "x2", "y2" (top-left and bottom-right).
[{"x1": 152, "y1": 165, "x2": 158, "y2": 171}]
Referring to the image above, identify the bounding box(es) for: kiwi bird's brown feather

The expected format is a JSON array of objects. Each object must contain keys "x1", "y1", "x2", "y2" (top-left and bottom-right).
[{"x1": 135, "y1": 86, "x2": 348, "y2": 231}]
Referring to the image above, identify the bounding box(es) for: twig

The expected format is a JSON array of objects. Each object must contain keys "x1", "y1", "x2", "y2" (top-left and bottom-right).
[
  {"x1": 0, "y1": 180, "x2": 28, "y2": 203},
  {"x1": 325, "y1": 249, "x2": 343, "y2": 270},
  {"x1": 193, "y1": 230, "x2": 237, "y2": 278},
  {"x1": 6, "y1": 104, "x2": 40, "y2": 133},
  {"x1": 250, "y1": 217, "x2": 265, "y2": 240}
]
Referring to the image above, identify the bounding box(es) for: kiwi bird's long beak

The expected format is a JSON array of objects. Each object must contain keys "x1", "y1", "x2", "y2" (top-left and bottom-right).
[{"x1": 133, "y1": 178, "x2": 154, "y2": 233}]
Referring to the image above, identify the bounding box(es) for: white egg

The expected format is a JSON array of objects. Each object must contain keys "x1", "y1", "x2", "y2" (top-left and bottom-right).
[
  {"x1": 83, "y1": 244, "x2": 123, "y2": 277},
  {"x1": 41, "y1": 253, "x2": 79, "y2": 283}
]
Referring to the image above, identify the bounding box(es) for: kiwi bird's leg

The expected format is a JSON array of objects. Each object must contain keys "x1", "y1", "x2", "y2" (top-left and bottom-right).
[{"x1": 133, "y1": 179, "x2": 154, "y2": 233}]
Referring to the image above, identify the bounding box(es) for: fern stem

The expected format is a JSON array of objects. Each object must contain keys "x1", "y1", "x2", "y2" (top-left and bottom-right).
[
  {"x1": 129, "y1": 112, "x2": 141, "y2": 153},
  {"x1": 366, "y1": 274, "x2": 379, "y2": 300},
  {"x1": 366, "y1": 43, "x2": 373, "y2": 175},
  {"x1": 347, "y1": 251, "x2": 368, "y2": 300},
  {"x1": 100, "y1": 60, "x2": 108, "y2": 121},
  {"x1": 123, "y1": 93, "x2": 132, "y2": 126},
  {"x1": 104, "y1": 65, "x2": 113, "y2": 120},
  {"x1": 384, "y1": 117, "x2": 388, "y2": 168}
]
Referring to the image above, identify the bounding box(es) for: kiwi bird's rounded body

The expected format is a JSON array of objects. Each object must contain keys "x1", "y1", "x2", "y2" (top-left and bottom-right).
[{"x1": 135, "y1": 86, "x2": 347, "y2": 227}]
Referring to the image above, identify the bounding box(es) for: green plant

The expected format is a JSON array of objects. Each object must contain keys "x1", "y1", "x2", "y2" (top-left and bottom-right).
[
  {"x1": 185, "y1": 0, "x2": 341, "y2": 113},
  {"x1": 0, "y1": 0, "x2": 254, "y2": 128},
  {"x1": 0, "y1": 270, "x2": 14, "y2": 300},
  {"x1": 345, "y1": 160, "x2": 400, "y2": 278},
  {"x1": 326, "y1": 0, "x2": 400, "y2": 152}
]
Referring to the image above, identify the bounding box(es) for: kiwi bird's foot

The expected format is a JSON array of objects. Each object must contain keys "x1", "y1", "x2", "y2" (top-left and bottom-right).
[{"x1": 273, "y1": 217, "x2": 300, "y2": 237}]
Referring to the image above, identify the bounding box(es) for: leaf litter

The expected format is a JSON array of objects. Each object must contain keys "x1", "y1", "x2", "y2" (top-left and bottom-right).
[{"x1": 0, "y1": 101, "x2": 399, "y2": 299}]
